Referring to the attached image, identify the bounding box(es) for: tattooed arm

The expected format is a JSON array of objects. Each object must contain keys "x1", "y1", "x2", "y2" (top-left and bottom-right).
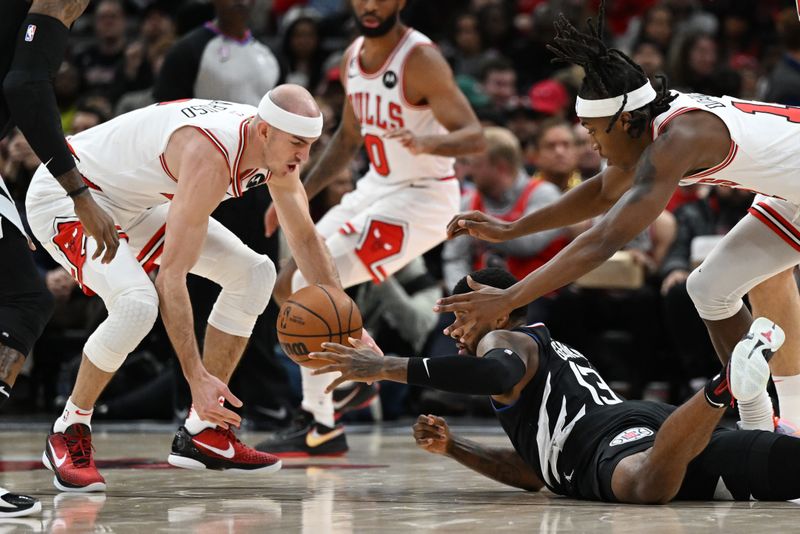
[
  {"x1": 436, "y1": 126, "x2": 698, "y2": 344},
  {"x1": 413, "y1": 414, "x2": 544, "y2": 491}
]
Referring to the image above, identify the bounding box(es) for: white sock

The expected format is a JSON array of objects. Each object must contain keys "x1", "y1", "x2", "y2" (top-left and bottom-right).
[
  {"x1": 738, "y1": 389, "x2": 774, "y2": 430},
  {"x1": 301, "y1": 366, "x2": 335, "y2": 428},
  {"x1": 184, "y1": 397, "x2": 222, "y2": 435},
  {"x1": 773, "y1": 373, "x2": 800, "y2": 426},
  {"x1": 54, "y1": 397, "x2": 93, "y2": 433}
]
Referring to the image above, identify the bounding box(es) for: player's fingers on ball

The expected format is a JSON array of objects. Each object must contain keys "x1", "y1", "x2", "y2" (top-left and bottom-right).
[
  {"x1": 325, "y1": 376, "x2": 347, "y2": 393},
  {"x1": 310, "y1": 364, "x2": 339, "y2": 375},
  {"x1": 320, "y1": 342, "x2": 349, "y2": 354}
]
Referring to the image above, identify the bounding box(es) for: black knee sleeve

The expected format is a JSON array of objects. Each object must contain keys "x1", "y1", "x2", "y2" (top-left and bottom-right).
[
  {"x1": 701, "y1": 430, "x2": 800, "y2": 501},
  {"x1": 0, "y1": 220, "x2": 55, "y2": 355},
  {"x1": 2, "y1": 14, "x2": 75, "y2": 177}
]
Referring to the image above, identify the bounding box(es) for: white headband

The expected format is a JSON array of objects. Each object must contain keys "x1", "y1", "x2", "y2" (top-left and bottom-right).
[
  {"x1": 575, "y1": 81, "x2": 657, "y2": 118},
  {"x1": 257, "y1": 90, "x2": 323, "y2": 138}
]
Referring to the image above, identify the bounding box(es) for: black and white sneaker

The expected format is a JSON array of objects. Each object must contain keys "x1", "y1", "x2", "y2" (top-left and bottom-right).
[
  {"x1": 729, "y1": 317, "x2": 785, "y2": 403},
  {"x1": 334, "y1": 382, "x2": 379, "y2": 421},
  {"x1": 254, "y1": 410, "x2": 348, "y2": 457},
  {"x1": 0, "y1": 488, "x2": 41, "y2": 518}
]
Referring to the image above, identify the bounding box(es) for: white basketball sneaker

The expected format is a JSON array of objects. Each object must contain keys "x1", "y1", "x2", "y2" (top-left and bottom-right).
[{"x1": 729, "y1": 317, "x2": 785, "y2": 403}]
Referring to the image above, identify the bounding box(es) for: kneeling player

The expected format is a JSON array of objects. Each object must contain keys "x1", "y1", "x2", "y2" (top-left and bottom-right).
[{"x1": 311, "y1": 268, "x2": 800, "y2": 503}]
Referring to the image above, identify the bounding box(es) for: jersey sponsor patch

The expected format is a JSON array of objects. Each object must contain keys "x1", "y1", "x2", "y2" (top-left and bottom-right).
[
  {"x1": 609, "y1": 427, "x2": 654, "y2": 447},
  {"x1": 383, "y1": 70, "x2": 398, "y2": 89}
]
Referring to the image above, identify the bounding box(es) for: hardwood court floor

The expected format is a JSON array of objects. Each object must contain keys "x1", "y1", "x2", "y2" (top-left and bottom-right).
[{"x1": 1, "y1": 423, "x2": 798, "y2": 533}]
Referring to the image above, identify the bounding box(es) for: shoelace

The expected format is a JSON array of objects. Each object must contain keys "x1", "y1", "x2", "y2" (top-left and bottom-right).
[{"x1": 64, "y1": 428, "x2": 93, "y2": 468}]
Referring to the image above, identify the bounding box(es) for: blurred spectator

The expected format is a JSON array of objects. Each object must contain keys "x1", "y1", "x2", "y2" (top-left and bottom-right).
[
  {"x1": 572, "y1": 122, "x2": 603, "y2": 180},
  {"x1": 115, "y1": 37, "x2": 176, "y2": 115},
  {"x1": 478, "y1": 56, "x2": 517, "y2": 113},
  {"x1": 69, "y1": 100, "x2": 110, "y2": 134},
  {"x1": 526, "y1": 119, "x2": 581, "y2": 192},
  {"x1": 442, "y1": 12, "x2": 494, "y2": 78},
  {"x1": 443, "y1": 127, "x2": 568, "y2": 289},
  {"x1": 669, "y1": 31, "x2": 740, "y2": 96},
  {"x1": 660, "y1": 187, "x2": 753, "y2": 399},
  {"x1": 278, "y1": 7, "x2": 326, "y2": 91},
  {"x1": 632, "y1": 39, "x2": 667, "y2": 84},
  {"x1": 2, "y1": 130, "x2": 40, "y2": 202},
  {"x1": 55, "y1": 62, "x2": 82, "y2": 135},
  {"x1": 73, "y1": 0, "x2": 133, "y2": 104},
  {"x1": 154, "y1": 0, "x2": 280, "y2": 104},
  {"x1": 634, "y1": 5, "x2": 674, "y2": 52},
  {"x1": 762, "y1": 8, "x2": 800, "y2": 106},
  {"x1": 477, "y1": 2, "x2": 514, "y2": 56}
]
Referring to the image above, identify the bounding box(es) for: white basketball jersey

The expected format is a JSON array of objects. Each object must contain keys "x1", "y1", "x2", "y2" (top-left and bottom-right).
[
  {"x1": 63, "y1": 99, "x2": 271, "y2": 212},
  {"x1": 345, "y1": 28, "x2": 455, "y2": 185},
  {"x1": 652, "y1": 91, "x2": 800, "y2": 203}
]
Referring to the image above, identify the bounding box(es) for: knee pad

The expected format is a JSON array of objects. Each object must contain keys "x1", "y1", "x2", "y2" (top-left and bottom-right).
[
  {"x1": 208, "y1": 257, "x2": 275, "y2": 338},
  {"x1": 686, "y1": 267, "x2": 744, "y2": 321},
  {"x1": 84, "y1": 286, "x2": 159, "y2": 373}
]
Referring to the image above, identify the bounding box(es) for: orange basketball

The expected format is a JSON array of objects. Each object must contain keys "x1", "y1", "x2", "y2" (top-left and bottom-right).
[{"x1": 277, "y1": 284, "x2": 363, "y2": 369}]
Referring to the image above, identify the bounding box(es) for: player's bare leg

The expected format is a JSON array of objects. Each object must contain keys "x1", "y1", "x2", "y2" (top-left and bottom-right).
[
  {"x1": 750, "y1": 268, "x2": 800, "y2": 428},
  {"x1": 0, "y1": 345, "x2": 26, "y2": 393},
  {"x1": 612, "y1": 319, "x2": 784, "y2": 504},
  {"x1": 201, "y1": 325, "x2": 248, "y2": 384}
]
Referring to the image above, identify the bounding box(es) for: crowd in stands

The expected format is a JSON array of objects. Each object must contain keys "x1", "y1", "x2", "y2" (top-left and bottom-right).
[{"x1": 2, "y1": 0, "x2": 799, "y2": 424}]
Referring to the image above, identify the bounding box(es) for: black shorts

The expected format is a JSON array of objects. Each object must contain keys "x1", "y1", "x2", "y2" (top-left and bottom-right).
[
  {"x1": 575, "y1": 400, "x2": 674, "y2": 501},
  {"x1": 0, "y1": 0, "x2": 30, "y2": 138},
  {"x1": 0, "y1": 217, "x2": 53, "y2": 355}
]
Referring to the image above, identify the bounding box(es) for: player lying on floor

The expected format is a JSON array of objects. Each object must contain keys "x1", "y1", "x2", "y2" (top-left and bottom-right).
[{"x1": 309, "y1": 268, "x2": 800, "y2": 504}]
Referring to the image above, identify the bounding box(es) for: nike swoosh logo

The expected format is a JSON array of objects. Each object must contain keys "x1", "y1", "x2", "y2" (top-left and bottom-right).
[
  {"x1": 306, "y1": 427, "x2": 343, "y2": 448},
  {"x1": 192, "y1": 439, "x2": 235, "y2": 458},
  {"x1": 50, "y1": 442, "x2": 68, "y2": 468},
  {"x1": 0, "y1": 386, "x2": 8, "y2": 398},
  {"x1": 333, "y1": 388, "x2": 360, "y2": 411},
  {"x1": 422, "y1": 358, "x2": 431, "y2": 378},
  {"x1": 253, "y1": 405, "x2": 288, "y2": 420},
  {"x1": 564, "y1": 470, "x2": 574, "y2": 482}
]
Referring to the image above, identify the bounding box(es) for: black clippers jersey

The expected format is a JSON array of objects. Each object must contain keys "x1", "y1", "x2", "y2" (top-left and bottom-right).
[{"x1": 493, "y1": 323, "x2": 626, "y2": 497}]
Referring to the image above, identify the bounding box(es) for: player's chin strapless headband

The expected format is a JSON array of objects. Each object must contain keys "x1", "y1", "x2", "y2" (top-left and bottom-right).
[
  {"x1": 575, "y1": 81, "x2": 657, "y2": 118},
  {"x1": 257, "y1": 91, "x2": 323, "y2": 138}
]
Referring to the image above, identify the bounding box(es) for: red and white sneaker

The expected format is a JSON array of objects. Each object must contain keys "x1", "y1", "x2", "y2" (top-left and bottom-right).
[
  {"x1": 167, "y1": 426, "x2": 282, "y2": 473},
  {"x1": 42, "y1": 424, "x2": 106, "y2": 492}
]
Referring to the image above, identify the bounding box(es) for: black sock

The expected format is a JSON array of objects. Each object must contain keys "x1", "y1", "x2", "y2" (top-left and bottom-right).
[
  {"x1": 2, "y1": 14, "x2": 75, "y2": 178},
  {"x1": 704, "y1": 370, "x2": 733, "y2": 409},
  {"x1": 0, "y1": 380, "x2": 11, "y2": 409}
]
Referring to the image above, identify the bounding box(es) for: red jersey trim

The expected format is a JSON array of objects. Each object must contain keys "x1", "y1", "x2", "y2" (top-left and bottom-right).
[
  {"x1": 399, "y1": 42, "x2": 437, "y2": 109},
  {"x1": 159, "y1": 153, "x2": 177, "y2": 182},
  {"x1": 231, "y1": 118, "x2": 251, "y2": 197},
  {"x1": 683, "y1": 141, "x2": 738, "y2": 180},
  {"x1": 749, "y1": 202, "x2": 800, "y2": 252},
  {"x1": 356, "y1": 28, "x2": 414, "y2": 79}
]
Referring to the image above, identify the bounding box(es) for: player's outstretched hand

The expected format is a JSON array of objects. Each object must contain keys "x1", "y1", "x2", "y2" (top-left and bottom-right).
[
  {"x1": 264, "y1": 203, "x2": 280, "y2": 237},
  {"x1": 434, "y1": 276, "x2": 512, "y2": 346},
  {"x1": 189, "y1": 370, "x2": 243, "y2": 430},
  {"x1": 73, "y1": 194, "x2": 119, "y2": 264},
  {"x1": 309, "y1": 338, "x2": 384, "y2": 393},
  {"x1": 384, "y1": 128, "x2": 429, "y2": 155},
  {"x1": 413, "y1": 414, "x2": 451, "y2": 455},
  {"x1": 446, "y1": 210, "x2": 513, "y2": 242}
]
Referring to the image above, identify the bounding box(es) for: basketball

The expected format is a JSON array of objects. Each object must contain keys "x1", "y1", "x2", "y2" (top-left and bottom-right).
[{"x1": 277, "y1": 284, "x2": 363, "y2": 369}]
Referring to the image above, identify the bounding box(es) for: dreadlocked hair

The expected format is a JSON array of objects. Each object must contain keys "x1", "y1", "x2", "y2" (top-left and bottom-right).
[{"x1": 546, "y1": 1, "x2": 676, "y2": 136}]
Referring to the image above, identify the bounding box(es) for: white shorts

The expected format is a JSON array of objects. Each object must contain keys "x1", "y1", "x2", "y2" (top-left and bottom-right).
[
  {"x1": 687, "y1": 195, "x2": 800, "y2": 321},
  {"x1": 25, "y1": 165, "x2": 266, "y2": 300},
  {"x1": 317, "y1": 176, "x2": 459, "y2": 286}
]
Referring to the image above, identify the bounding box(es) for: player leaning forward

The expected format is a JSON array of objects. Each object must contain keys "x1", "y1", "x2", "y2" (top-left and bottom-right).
[
  {"x1": 442, "y1": 12, "x2": 800, "y2": 433},
  {"x1": 26, "y1": 85, "x2": 339, "y2": 492}
]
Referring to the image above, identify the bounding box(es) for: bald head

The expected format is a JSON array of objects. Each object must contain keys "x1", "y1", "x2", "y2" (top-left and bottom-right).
[
  {"x1": 269, "y1": 84, "x2": 320, "y2": 118},
  {"x1": 257, "y1": 84, "x2": 323, "y2": 139}
]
